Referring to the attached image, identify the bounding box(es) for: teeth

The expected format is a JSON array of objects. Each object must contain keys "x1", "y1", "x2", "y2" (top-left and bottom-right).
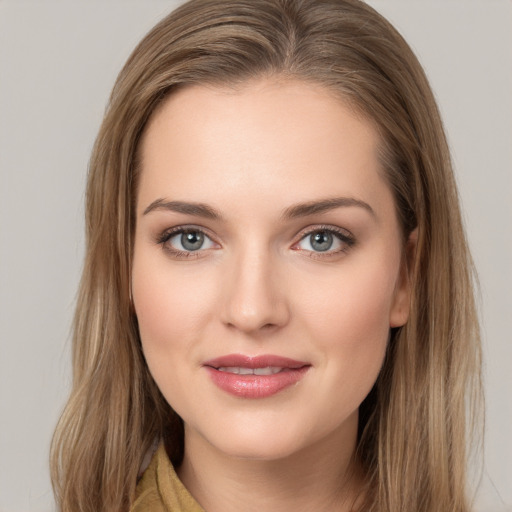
[
  {"x1": 217, "y1": 366, "x2": 283, "y2": 375},
  {"x1": 218, "y1": 366, "x2": 240, "y2": 374},
  {"x1": 254, "y1": 367, "x2": 282, "y2": 375}
]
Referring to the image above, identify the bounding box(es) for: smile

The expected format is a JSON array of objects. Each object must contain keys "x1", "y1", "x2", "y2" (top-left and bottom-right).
[{"x1": 203, "y1": 354, "x2": 310, "y2": 398}]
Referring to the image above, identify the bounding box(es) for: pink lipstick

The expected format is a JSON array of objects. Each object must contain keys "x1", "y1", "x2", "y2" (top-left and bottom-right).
[{"x1": 203, "y1": 354, "x2": 310, "y2": 398}]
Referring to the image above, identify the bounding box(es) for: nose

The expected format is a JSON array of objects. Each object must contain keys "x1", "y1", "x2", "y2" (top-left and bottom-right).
[{"x1": 220, "y1": 246, "x2": 290, "y2": 335}]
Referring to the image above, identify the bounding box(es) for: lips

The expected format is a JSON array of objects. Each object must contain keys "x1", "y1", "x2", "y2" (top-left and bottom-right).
[{"x1": 203, "y1": 354, "x2": 310, "y2": 398}]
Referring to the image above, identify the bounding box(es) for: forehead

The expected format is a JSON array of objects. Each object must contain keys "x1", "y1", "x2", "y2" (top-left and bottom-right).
[{"x1": 137, "y1": 79, "x2": 392, "y2": 218}]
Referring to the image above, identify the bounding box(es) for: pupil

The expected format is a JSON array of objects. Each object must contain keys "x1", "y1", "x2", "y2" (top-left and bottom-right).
[
  {"x1": 311, "y1": 231, "x2": 333, "y2": 252},
  {"x1": 181, "y1": 231, "x2": 204, "y2": 251}
]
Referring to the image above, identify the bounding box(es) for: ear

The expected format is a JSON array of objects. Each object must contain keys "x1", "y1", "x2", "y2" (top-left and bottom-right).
[{"x1": 389, "y1": 228, "x2": 418, "y2": 328}]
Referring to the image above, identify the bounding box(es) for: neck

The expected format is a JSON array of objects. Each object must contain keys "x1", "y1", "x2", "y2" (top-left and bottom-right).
[{"x1": 177, "y1": 415, "x2": 365, "y2": 512}]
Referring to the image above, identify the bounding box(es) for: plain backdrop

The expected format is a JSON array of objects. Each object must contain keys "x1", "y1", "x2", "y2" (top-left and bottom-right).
[{"x1": 0, "y1": 1, "x2": 510, "y2": 511}]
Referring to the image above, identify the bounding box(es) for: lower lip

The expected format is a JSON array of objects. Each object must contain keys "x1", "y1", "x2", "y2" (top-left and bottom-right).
[{"x1": 204, "y1": 366, "x2": 310, "y2": 398}]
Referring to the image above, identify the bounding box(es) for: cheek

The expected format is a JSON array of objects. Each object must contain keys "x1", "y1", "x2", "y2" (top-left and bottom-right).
[
  {"x1": 131, "y1": 251, "x2": 217, "y2": 370},
  {"x1": 131, "y1": 254, "x2": 223, "y2": 415},
  {"x1": 297, "y1": 256, "x2": 399, "y2": 386},
  {"x1": 303, "y1": 260, "x2": 397, "y2": 339}
]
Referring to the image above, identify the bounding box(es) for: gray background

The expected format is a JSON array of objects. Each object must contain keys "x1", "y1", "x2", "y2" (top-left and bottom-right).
[{"x1": 0, "y1": 1, "x2": 510, "y2": 510}]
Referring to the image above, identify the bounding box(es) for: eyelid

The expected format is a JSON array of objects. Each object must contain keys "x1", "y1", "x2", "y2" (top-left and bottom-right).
[
  {"x1": 300, "y1": 222, "x2": 352, "y2": 236},
  {"x1": 155, "y1": 223, "x2": 355, "y2": 259},
  {"x1": 156, "y1": 224, "x2": 220, "y2": 258},
  {"x1": 291, "y1": 224, "x2": 356, "y2": 256}
]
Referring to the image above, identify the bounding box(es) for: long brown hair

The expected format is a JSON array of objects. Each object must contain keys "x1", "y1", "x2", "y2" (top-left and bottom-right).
[{"x1": 50, "y1": 1, "x2": 482, "y2": 510}]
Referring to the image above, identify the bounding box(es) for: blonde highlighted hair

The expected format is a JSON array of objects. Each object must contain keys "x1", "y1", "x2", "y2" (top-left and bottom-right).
[{"x1": 51, "y1": 1, "x2": 482, "y2": 510}]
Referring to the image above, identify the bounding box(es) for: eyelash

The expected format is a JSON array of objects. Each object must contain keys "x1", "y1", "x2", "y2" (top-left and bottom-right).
[
  {"x1": 156, "y1": 226, "x2": 218, "y2": 259},
  {"x1": 156, "y1": 225, "x2": 356, "y2": 259},
  {"x1": 293, "y1": 225, "x2": 356, "y2": 259}
]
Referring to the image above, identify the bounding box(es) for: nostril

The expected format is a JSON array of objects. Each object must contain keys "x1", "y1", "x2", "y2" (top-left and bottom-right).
[{"x1": 220, "y1": 283, "x2": 291, "y2": 333}]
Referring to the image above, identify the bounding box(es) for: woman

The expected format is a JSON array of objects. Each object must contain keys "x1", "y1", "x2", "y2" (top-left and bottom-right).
[{"x1": 50, "y1": 0, "x2": 482, "y2": 511}]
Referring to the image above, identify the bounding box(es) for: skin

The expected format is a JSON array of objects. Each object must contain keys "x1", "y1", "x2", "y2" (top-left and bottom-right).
[{"x1": 132, "y1": 79, "x2": 414, "y2": 512}]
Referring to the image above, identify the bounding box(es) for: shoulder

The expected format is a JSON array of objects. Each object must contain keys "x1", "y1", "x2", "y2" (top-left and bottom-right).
[
  {"x1": 130, "y1": 441, "x2": 205, "y2": 512},
  {"x1": 131, "y1": 443, "x2": 166, "y2": 512}
]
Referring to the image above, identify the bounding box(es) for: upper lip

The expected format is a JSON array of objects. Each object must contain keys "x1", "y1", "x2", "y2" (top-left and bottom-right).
[{"x1": 203, "y1": 354, "x2": 310, "y2": 369}]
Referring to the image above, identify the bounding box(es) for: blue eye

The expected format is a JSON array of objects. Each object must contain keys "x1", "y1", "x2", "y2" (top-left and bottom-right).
[
  {"x1": 162, "y1": 229, "x2": 216, "y2": 253},
  {"x1": 309, "y1": 231, "x2": 335, "y2": 252},
  {"x1": 295, "y1": 228, "x2": 354, "y2": 254}
]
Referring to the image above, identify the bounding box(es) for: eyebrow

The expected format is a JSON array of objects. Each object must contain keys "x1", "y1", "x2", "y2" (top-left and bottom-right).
[
  {"x1": 281, "y1": 197, "x2": 375, "y2": 220},
  {"x1": 143, "y1": 199, "x2": 222, "y2": 219},
  {"x1": 142, "y1": 196, "x2": 375, "y2": 220}
]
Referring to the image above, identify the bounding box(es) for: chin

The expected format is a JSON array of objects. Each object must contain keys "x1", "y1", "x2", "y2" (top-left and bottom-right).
[
  {"x1": 212, "y1": 433, "x2": 306, "y2": 462},
  {"x1": 188, "y1": 409, "x2": 356, "y2": 463}
]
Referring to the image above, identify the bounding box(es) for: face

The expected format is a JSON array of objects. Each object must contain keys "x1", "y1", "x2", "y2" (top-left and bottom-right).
[{"x1": 132, "y1": 79, "x2": 412, "y2": 461}]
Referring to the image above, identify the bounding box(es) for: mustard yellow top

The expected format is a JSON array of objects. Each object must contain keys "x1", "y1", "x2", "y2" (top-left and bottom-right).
[{"x1": 131, "y1": 443, "x2": 205, "y2": 512}]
